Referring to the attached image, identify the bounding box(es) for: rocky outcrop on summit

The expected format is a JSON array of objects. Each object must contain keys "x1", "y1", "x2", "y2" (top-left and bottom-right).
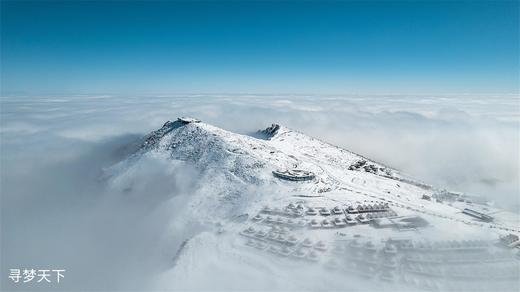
[{"x1": 256, "y1": 124, "x2": 280, "y2": 140}]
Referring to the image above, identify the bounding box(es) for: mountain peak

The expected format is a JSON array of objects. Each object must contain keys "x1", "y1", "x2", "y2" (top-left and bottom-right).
[
  {"x1": 140, "y1": 117, "x2": 203, "y2": 149},
  {"x1": 108, "y1": 118, "x2": 519, "y2": 291}
]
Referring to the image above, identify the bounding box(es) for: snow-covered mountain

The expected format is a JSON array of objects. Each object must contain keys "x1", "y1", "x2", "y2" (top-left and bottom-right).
[{"x1": 107, "y1": 118, "x2": 520, "y2": 291}]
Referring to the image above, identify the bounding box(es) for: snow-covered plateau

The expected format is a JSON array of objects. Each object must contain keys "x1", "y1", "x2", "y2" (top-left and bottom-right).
[{"x1": 106, "y1": 117, "x2": 520, "y2": 291}]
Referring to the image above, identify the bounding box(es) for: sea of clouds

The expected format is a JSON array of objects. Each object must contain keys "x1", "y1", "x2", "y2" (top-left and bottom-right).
[{"x1": 1, "y1": 94, "x2": 518, "y2": 291}]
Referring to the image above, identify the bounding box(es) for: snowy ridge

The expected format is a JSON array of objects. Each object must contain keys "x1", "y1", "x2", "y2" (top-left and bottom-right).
[{"x1": 116, "y1": 117, "x2": 519, "y2": 229}]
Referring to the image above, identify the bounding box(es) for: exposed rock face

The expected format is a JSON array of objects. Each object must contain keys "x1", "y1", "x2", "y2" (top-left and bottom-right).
[{"x1": 256, "y1": 123, "x2": 280, "y2": 140}]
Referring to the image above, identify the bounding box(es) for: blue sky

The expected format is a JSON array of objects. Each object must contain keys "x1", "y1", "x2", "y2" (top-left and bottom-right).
[{"x1": 1, "y1": 1, "x2": 518, "y2": 95}]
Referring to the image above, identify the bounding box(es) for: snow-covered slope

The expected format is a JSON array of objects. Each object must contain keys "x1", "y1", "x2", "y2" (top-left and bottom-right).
[{"x1": 107, "y1": 118, "x2": 520, "y2": 291}]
